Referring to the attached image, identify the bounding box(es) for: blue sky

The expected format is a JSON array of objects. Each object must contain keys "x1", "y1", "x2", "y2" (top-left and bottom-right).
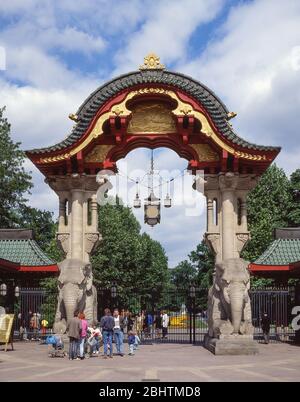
[{"x1": 0, "y1": 0, "x2": 300, "y2": 266}]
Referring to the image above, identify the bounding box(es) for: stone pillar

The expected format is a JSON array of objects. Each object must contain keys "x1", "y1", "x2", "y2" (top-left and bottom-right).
[
  {"x1": 46, "y1": 174, "x2": 108, "y2": 262},
  {"x1": 219, "y1": 173, "x2": 238, "y2": 260},
  {"x1": 71, "y1": 189, "x2": 84, "y2": 260},
  {"x1": 206, "y1": 197, "x2": 214, "y2": 232},
  {"x1": 203, "y1": 172, "x2": 258, "y2": 262},
  {"x1": 240, "y1": 196, "x2": 247, "y2": 232},
  {"x1": 91, "y1": 193, "x2": 98, "y2": 231}
]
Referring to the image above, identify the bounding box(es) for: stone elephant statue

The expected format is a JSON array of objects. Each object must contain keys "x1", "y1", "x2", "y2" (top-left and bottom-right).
[
  {"x1": 207, "y1": 258, "x2": 253, "y2": 338},
  {"x1": 53, "y1": 259, "x2": 97, "y2": 334}
]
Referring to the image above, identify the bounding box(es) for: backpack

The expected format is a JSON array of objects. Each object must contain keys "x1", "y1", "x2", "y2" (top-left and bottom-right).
[{"x1": 46, "y1": 335, "x2": 57, "y2": 345}]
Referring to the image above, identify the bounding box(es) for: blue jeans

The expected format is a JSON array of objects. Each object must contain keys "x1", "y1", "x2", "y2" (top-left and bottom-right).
[
  {"x1": 69, "y1": 337, "x2": 79, "y2": 359},
  {"x1": 92, "y1": 337, "x2": 100, "y2": 352},
  {"x1": 103, "y1": 330, "x2": 113, "y2": 356},
  {"x1": 128, "y1": 343, "x2": 135, "y2": 355},
  {"x1": 79, "y1": 337, "x2": 85, "y2": 358},
  {"x1": 114, "y1": 329, "x2": 124, "y2": 355}
]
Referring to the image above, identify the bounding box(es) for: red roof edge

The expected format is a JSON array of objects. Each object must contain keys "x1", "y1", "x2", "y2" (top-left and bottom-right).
[
  {"x1": 249, "y1": 262, "x2": 300, "y2": 273},
  {"x1": 0, "y1": 258, "x2": 58, "y2": 273},
  {"x1": 0, "y1": 258, "x2": 20, "y2": 271},
  {"x1": 19, "y1": 264, "x2": 59, "y2": 272}
]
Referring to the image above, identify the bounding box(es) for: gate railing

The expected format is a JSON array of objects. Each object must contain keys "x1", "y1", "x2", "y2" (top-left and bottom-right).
[{"x1": 11, "y1": 286, "x2": 296, "y2": 344}]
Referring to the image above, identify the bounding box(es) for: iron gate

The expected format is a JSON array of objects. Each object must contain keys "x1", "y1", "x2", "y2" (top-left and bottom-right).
[
  {"x1": 12, "y1": 286, "x2": 296, "y2": 343},
  {"x1": 97, "y1": 287, "x2": 208, "y2": 344}
]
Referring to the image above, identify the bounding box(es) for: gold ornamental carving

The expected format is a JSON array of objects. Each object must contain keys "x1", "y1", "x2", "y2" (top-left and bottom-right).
[
  {"x1": 190, "y1": 144, "x2": 219, "y2": 162},
  {"x1": 139, "y1": 53, "x2": 165, "y2": 70},
  {"x1": 84, "y1": 145, "x2": 113, "y2": 163},
  {"x1": 39, "y1": 86, "x2": 269, "y2": 164},
  {"x1": 127, "y1": 103, "x2": 176, "y2": 134}
]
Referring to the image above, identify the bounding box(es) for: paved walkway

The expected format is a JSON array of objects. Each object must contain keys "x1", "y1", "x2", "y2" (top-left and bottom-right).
[{"x1": 1, "y1": 341, "x2": 300, "y2": 382}]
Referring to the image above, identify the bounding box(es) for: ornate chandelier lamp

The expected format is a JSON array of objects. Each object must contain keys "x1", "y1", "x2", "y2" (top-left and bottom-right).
[
  {"x1": 132, "y1": 150, "x2": 172, "y2": 226},
  {"x1": 144, "y1": 150, "x2": 161, "y2": 227},
  {"x1": 133, "y1": 179, "x2": 141, "y2": 208}
]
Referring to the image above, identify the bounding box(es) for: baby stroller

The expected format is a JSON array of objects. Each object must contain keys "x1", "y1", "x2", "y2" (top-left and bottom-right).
[{"x1": 46, "y1": 334, "x2": 66, "y2": 358}]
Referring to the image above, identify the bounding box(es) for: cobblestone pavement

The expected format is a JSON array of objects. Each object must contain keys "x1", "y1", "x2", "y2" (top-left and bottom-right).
[{"x1": 1, "y1": 341, "x2": 300, "y2": 382}]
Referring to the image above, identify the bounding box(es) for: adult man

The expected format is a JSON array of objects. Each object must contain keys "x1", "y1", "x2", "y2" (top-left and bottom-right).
[
  {"x1": 100, "y1": 308, "x2": 115, "y2": 359},
  {"x1": 113, "y1": 308, "x2": 125, "y2": 356},
  {"x1": 261, "y1": 312, "x2": 271, "y2": 344},
  {"x1": 67, "y1": 311, "x2": 82, "y2": 360}
]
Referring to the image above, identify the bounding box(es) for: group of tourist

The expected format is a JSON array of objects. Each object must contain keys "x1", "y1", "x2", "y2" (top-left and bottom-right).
[
  {"x1": 67, "y1": 308, "x2": 169, "y2": 360},
  {"x1": 17, "y1": 311, "x2": 48, "y2": 341}
]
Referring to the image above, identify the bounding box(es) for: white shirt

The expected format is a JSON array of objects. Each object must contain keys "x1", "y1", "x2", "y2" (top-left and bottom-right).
[
  {"x1": 162, "y1": 313, "x2": 169, "y2": 328},
  {"x1": 114, "y1": 316, "x2": 120, "y2": 329}
]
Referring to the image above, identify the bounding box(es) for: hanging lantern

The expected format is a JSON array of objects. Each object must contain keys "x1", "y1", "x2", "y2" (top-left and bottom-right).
[
  {"x1": 0, "y1": 283, "x2": 7, "y2": 296},
  {"x1": 133, "y1": 193, "x2": 141, "y2": 208},
  {"x1": 164, "y1": 180, "x2": 172, "y2": 208},
  {"x1": 133, "y1": 179, "x2": 141, "y2": 208},
  {"x1": 164, "y1": 193, "x2": 172, "y2": 208},
  {"x1": 144, "y1": 192, "x2": 161, "y2": 226}
]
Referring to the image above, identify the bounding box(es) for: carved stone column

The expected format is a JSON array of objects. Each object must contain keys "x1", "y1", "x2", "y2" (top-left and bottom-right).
[
  {"x1": 45, "y1": 174, "x2": 107, "y2": 262},
  {"x1": 203, "y1": 173, "x2": 258, "y2": 262},
  {"x1": 219, "y1": 172, "x2": 238, "y2": 260},
  {"x1": 71, "y1": 189, "x2": 84, "y2": 260}
]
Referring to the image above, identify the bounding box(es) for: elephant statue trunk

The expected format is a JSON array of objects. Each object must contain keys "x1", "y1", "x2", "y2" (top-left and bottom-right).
[
  {"x1": 229, "y1": 282, "x2": 244, "y2": 334},
  {"x1": 207, "y1": 258, "x2": 254, "y2": 338},
  {"x1": 53, "y1": 259, "x2": 98, "y2": 334},
  {"x1": 62, "y1": 282, "x2": 82, "y2": 324}
]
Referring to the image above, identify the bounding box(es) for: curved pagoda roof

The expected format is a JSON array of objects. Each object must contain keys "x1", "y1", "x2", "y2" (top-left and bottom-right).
[
  {"x1": 249, "y1": 228, "x2": 300, "y2": 277},
  {"x1": 0, "y1": 229, "x2": 58, "y2": 273},
  {"x1": 27, "y1": 69, "x2": 280, "y2": 156}
]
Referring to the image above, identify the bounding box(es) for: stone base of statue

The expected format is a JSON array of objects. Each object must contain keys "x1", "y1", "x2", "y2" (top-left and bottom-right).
[{"x1": 204, "y1": 334, "x2": 259, "y2": 355}]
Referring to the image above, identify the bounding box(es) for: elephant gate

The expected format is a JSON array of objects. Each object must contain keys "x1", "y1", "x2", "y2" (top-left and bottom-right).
[{"x1": 26, "y1": 54, "x2": 280, "y2": 354}]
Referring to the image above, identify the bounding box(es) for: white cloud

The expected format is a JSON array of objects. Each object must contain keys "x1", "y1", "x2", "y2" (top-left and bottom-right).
[
  {"x1": 2, "y1": 0, "x2": 299, "y2": 267},
  {"x1": 113, "y1": 0, "x2": 225, "y2": 74},
  {"x1": 0, "y1": 78, "x2": 99, "y2": 148},
  {"x1": 179, "y1": 0, "x2": 300, "y2": 172}
]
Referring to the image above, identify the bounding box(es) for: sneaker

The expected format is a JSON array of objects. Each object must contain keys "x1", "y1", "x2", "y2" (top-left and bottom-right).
[
  {"x1": 103, "y1": 355, "x2": 108, "y2": 359},
  {"x1": 96, "y1": 351, "x2": 99, "y2": 355},
  {"x1": 92, "y1": 351, "x2": 96, "y2": 354},
  {"x1": 109, "y1": 355, "x2": 113, "y2": 359}
]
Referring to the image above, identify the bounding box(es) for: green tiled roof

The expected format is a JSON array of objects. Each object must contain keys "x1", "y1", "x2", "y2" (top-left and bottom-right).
[
  {"x1": 254, "y1": 239, "x2": 300, "y2": 266},
  {"x1": 0, "y1": 239, "x2": 55, "y2": 266}
]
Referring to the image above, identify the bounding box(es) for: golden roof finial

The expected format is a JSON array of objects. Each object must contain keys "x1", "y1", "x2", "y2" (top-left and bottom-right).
[
  {"x1": 227, "y1": 111, "x2": 237, "y2": 120},
  {"x1": 139, "y1": 53, "x2": 165, "y2": 70}
]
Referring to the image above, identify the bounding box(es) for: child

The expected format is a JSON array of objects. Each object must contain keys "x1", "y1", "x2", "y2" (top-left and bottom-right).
[
  {"x1": 128, "y1": 330, "x2": 135, "y2": 355},
  {"x1": 87, "y1": 324, "x2": 102, "y2": 356}
]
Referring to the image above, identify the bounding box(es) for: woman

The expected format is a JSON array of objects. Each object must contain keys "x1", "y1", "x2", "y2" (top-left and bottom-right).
[{"x1": 78, "y1": 312, "x2": 88, "y2": 359}]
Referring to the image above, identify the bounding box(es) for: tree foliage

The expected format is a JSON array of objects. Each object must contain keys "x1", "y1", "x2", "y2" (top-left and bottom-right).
[
  {"x1": 91, "y1": 198, "x2": 170, "y2": 307},
  {"x1": 242, "y1": 164, "x2": 292, "y2": 262},
  {"x1": 0, "y1": 107, "x2": 32, "y2": 227},
  {"x1": 288, "y1": 169, "x2": 300, "y2": 226},
  {"x1": 241, "y1": 164, "x2": 300, "y2": 286}
]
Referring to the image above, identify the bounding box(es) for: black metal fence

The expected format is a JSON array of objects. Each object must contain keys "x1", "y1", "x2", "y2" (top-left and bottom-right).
[
  {"x1": 250, "y1": 287, "x2": 295, "y2": 343},
  {"x1": 11, "y1": 286, "x2": 296, "y2": 344}
]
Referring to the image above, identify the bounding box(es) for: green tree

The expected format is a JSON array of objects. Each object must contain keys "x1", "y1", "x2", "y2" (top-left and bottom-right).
[
  {"x1": 242, "y1": 164, "x2": 292, "y2": 263},
  {"x1": 91, "y1": 198, "x2": 170, "y2": 310},
  {"x1": 189, "y1": 241, "x2": 214, "y2": 288},
  {"x1": 171, "y1": 260, "x2": 197, "y2": 290},
  {"x1": 288, "y1": 169, "x2": 300, "y2": 226},
  {"x1": 0, "y1": 107, "x2": 32, "y2": 227}
]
